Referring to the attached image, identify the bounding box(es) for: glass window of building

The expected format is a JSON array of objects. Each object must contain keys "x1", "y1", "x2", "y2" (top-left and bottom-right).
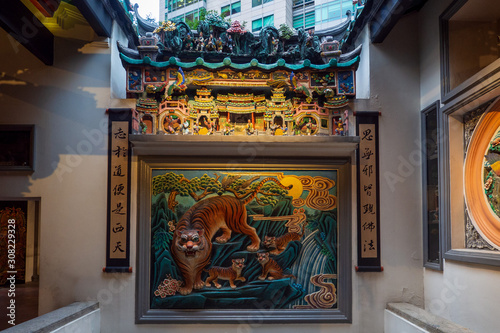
[
  {"x1": 221, "y1": 4, "x2": 230, "y2": 17},
  {"x1": 253, "y1": 0, "x2": 273, "y2": 8},
  {"x1": 252, "y1": 18, "x2": 263, "y2": 32},
  {"x1": 167, "y1": 0, "x2": 205, "y2": 13},
  {"x1": 222, "y1": 1, "x2": 241, "y2": 18},
  {"x1": 170, "y1": 7, "x2": 202, "y2": 26},
  {"x1": 293, "y1": 11, "x2": 315, "y2": 30},
  {"x1": 252, "y1": 14, "x2": 274, "y2": 32},
  {"x1": 315, "y1": 0, "x2": 352, "y2": 24},
  {"x1": 263, "y1": 14, "x2": 274, "y2": 27},
  {"x1": 293, "y1": 0, "x2": 314, "y2": 7},
  {"x1": 231, "y1": 1, "x2": 241, "y2": 14},
  {"x1": 293, "y1": 15, "x2": 303, "y2": 29}
]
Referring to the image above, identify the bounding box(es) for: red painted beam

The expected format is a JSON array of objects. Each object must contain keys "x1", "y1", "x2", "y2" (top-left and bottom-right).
[{"x1": 28, "y1": 0, "x2": 61, "y2": 17}]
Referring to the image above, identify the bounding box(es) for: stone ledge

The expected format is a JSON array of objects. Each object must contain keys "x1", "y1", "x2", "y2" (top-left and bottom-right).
[
  {"x1": 130, "y1": 135, "x2": 359, "y2": 158},
  {"x1": 130, "y1": 134, "x2": 360, "y2": 143},
  {"x1": 387, "y1": 303, "x2": 475, "y2": 333},
  {"x1": 3, "y1": 301, "x2": 99, "y2": 333}
]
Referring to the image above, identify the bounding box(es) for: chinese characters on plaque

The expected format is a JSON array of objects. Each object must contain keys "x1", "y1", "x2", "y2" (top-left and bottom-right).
[
  {"x1": 105, "y1": 110, "x2": 132, "y2": 272},
  {"x1": 110, "y1": 122, "x2": 128, "y2": 259},
  {"x1": 356, "y1": 112, "x2": 382, "y2": 271},
  {"x1": 359, "y1": 124, "x2": 377, "y2": 257}
]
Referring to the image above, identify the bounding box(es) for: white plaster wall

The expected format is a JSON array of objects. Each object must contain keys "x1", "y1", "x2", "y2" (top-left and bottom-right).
[
  {"x1": 0, "y1": 25, "x2": 132, "y2": 317},
  {"x1": 417, "y1": 0, "x2": 500, "y2": 332},
  {"x1": 110, "y1": 22, "x2": 128, "y2": 100},
  {"x1": 357, "y1": 11, "x2": 424, "y2": 331},
  {"x1": 417, "y1": 0, "x2": 451, "y2": 110},
  {"x1": 355, "y1": 26, "x2": 370, "y2": 100},
  {"x1": 0, "y1": 10, "x2": 424, "y2": 333},
  {"x1": 423, "y1": 262, "x2": 500, "y2": 333},
  {"x1": 100, "y1": 16, "x2": 424, "y2": 332}
]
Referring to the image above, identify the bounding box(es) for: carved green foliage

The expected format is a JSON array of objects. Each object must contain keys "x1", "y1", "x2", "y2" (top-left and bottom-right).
[
  {"x1": 152, "y1": 172, "x2": 288, "y2": 206},
  {"x1": 153, "y1": 227, "x2": 172, "y2": 251},
  {"x1": 278, "y1": 23, "x2": 294, "y2": 40},
  {"x1": 205, "y1": 12, "x2": 230, "y2": 30}
]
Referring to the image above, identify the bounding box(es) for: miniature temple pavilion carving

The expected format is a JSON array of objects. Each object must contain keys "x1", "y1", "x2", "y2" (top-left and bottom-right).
[{"x1": 118, "y1": 2, "x2": 365, "y2": 136}]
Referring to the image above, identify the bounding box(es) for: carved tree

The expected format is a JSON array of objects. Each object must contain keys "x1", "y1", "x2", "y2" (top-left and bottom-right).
[
  {"x1": 278, "y1": 23, "x2": 295, "y2": 50},
  {"x1": 152, "y1": 172, "x2": 290, "y2": 210},
  {"x1": 227, "y1": 20, "x2": 246, "y2": 54}
]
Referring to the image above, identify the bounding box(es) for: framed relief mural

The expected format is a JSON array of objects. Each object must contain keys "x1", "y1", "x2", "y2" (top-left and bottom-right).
[
  {"x1": 464, "y1": 102, "x2": 500, "y2": 251},
  {"x1": 443, "y1": 97, "x2": 500, "y2": 266},
  {"x1": 136, "y1": 157, "x2": 351, "y2": 323}
]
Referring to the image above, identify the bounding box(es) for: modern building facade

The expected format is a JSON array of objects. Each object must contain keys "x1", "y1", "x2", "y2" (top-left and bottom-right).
[
  {"x1": 1, "y1": 0, "x2": 500, "y2": 332},
  {"x1": 159, "y1": 0, "x2": 354, "y2": 32}
]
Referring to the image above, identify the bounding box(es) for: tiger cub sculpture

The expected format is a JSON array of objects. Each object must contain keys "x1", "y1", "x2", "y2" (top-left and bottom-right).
[
  {"x1": 263, "y1": 224, "x2": 305, "y2": 255},
  {"x1": 257, "y1": 252, "x2": 295, "y2": 280},
  {"x1": 263, "y1": 233, "x2": 301, "y2": 255},
  {"x1": 205, "y1": 258, "x2": 246, "y2": 289},
  {"x1": 172, "y1": 178, "x2": 291, "y2": 295}
]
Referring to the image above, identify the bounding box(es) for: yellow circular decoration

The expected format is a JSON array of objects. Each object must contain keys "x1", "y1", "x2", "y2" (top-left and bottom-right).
[
  {"x1": 465, "y1": 99, "x2": 500, "y2": 250},
  {"x1": 279, "y1": 176, "x2": 304, "y2": 200}
]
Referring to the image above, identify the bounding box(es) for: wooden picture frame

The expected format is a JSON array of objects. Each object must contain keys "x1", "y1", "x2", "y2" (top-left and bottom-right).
[
  {"x1": 136, "y1": 155, "x2": 352, "y2": 323},
  {"x1": 442, "y1": 97, "x2": 500, "y2": 266},
  {"x1": 0, "y1": 200, "x2": 28, "y2": 284},
  {"x1": 439, "y1": 0, "x2": 500, "y2": 105},
  {"x1": 0, "y1": 125, "x2": 34, "y2": 172}
]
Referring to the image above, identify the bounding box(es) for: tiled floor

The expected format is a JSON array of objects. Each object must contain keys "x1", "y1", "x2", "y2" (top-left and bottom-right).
[{"x1": 0, "y1": 281, "x2": 39, "y2": 330}]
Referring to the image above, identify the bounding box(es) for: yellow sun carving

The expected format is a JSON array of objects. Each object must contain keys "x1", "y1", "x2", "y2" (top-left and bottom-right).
[{"x1": 279, "y1": 176, "x2": 304, "y2": 200}]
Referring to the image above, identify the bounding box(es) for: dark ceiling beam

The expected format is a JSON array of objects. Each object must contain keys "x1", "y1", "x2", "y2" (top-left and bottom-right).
[
  {"x1": 370, "y1": 0, "x2": 407, "y2": 43},
  {"x1": 370, "y1": 0, "x2": 428, "y2": 43},
  {"x1": 0, "y1": 0, "x2": 54, "y2": 65},
  {"x1": 73, "y1": 0, "x2": 113, "y2": 37}
]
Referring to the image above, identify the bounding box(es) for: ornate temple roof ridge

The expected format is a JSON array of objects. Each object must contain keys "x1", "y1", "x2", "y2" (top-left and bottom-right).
[
  {"x1": 314, "y1": 10, "x2": 353, "y2": 43},
  {"x1": 133, "y1": 5, "x2": 355, "y2": 46},
  {"x1": 339, "y1": 44, "x2": 363, "y2": 62},
  {"x1": 119, "y1": 53, "x2": 360, "y2": 71},
  {"x1": 134, "y1": 3, "x2": 157, "y2": 36},
  {"x1": 120, "y1": 2, "x2": 365, "y2": 67}
]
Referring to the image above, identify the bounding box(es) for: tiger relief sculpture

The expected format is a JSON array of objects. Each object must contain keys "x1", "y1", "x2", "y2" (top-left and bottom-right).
[
  {"x1": 262, "y1": 223, "x2": 306, "y2": 255},
  {"x1": 257, "y1": 252, "x2": 295, "y2": 281},
  {"x1": 172, "y1": 178, "x2": 291, "y2": 295},
  {"x1": 204, "y1": 258, "x2": 246, "y2": 289}
]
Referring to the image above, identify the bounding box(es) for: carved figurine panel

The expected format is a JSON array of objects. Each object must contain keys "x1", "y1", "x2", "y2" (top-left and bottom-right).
[
  {"x1": 132, "y1": 67, "x2": 352, "y2": 137},
  {"x1": 144, "y1": 68, "x2": 166, "y2": 85},
  {"x1": 127, "y1": 67, "x2": 143, "y2": 92},
  {"x1": 337, "y1": 70, "x2": 355, "y2": 95}
]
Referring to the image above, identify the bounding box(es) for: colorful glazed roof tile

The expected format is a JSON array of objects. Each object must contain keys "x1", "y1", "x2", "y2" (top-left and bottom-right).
[{"x1": 118, "y1": 2, "x2": 365, "y2": 69}]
